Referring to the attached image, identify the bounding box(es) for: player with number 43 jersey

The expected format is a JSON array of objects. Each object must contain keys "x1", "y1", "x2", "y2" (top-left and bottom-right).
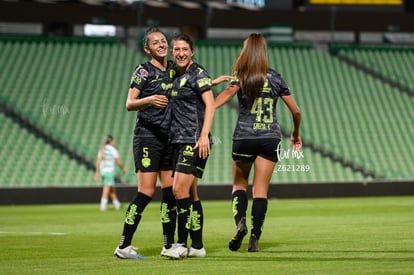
[
  {"x1": 215, "y1": 33, "x2": 302, "y2": 253},
  {"x1": 231, "y1": 69, "x2": 290, "y2": 141}
]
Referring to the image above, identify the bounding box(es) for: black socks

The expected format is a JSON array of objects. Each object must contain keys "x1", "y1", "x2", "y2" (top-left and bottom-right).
[
  {"x1": 119, "y1": 192, "x2": 152, "y2": 248},
  {"x1": 176, "y1": 197, "x2": 192, "y2": 246},
  {"x1": 251, "y1": 198, "x2": 268, "y2": 240},
  {"x1": 231, "y1": 190, "x2": 248, "y2": 225},
  {"x1": 176, "y1": 198, "x2": 204, "y2": 249},
  {"x1": 161, "y1": 187, "x2": 177, "y2": 248},
  {"x1": 189, "y1": 200, "x2": 204, "y2": 249}
]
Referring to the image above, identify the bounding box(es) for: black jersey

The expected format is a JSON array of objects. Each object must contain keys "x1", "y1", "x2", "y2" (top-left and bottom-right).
[
  {"x1": 169, "y1": 63, "x2": 212, "y2": 144},
  {"x1": 129, "y1": 60, "x2": 176, "y2": 138},
  {"x1": 232, "y1": 68, "x2": 291, "y2": 140}
]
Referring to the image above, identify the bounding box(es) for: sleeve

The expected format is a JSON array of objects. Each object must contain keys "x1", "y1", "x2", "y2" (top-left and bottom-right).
[
  {"x1": 110, "y1": 147, "x2": 120, "y2": 159},
  {"x1": 129, "y1": 64, "x2": 149, "y2": 90},
  {"x1": 194, "y1": 68, "x2": 212, "y2": 94},
  {"x1": 230, "y1": 75, "x2": 240, "y2": 86},
  {"x1": 278, "y1": 76, "x2": 291, "y2": 97},
  {"x1": 269, "y1": 69, "x2": 291, "y2": 97}
]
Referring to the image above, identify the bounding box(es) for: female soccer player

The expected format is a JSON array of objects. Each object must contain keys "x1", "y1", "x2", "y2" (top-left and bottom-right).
[
  {"x1": 162, "y1": 33, "x2": 216, "y2": 259},
  {"x1": 113, "y1": 27, "x2": 177, "y2": 259},
  {"x1": 215, "y1": 33, "x2": 302, "y2": 252},
  {"x1": 94, "y1": 135, "x2": 126, "y2": 211}
]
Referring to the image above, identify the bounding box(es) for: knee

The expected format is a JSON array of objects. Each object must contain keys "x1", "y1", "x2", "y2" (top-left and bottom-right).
[
  {"x1": 138, "y1": 185, "x2": 156, "y2": 198},
  {"x1": 173, "y1": 184, "x2": 188, "y2": 200},
  {"x1": 233, "y1": 182, "x2": 248, "y2": 192}
]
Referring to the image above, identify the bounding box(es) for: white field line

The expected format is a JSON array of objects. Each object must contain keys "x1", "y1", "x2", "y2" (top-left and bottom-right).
[{"x1": 0, "y1": 231, "x2": 67, "y2": 236}]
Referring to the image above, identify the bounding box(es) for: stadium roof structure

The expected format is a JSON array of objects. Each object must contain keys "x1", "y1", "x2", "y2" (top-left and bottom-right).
[{"x1": 4, "y1": 0, "x2": 262, "y2": 10}]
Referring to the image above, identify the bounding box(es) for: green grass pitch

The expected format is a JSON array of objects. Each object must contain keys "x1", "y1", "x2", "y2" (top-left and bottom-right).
[{"x1": 1, "y1": 196, "x2": 413, "y2": 274}]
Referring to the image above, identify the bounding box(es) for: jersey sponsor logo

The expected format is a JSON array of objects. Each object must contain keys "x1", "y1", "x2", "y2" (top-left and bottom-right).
[
  {"x1": 161, "y1": 82, "x2": 173, "y2": 90},
  {"x1": 183, "y1": 145, "x2": 194, "y2": 157},
  {"x1": 160, "y1": 202, "x2": 175, "y2": 223},
  {"x1": 125, "y1": 204, "x2": 138, "y2": 225},
  {"x1": 197, "y1": 77, "x2": 212, "y2": 88},
  {"x1": 187, "y1": 205, "x2": 201, "y2": 231}
]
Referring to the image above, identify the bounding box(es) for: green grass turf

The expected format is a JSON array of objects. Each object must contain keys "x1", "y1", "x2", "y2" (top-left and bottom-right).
[{"x1": 0, "y1": 196, "x2": 413, "y2": 274}]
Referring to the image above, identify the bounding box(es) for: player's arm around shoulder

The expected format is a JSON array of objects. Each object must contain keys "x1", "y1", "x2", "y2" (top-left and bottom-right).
[{"x1": 214, "y1": 83, "x2": 239, "y2": 109}]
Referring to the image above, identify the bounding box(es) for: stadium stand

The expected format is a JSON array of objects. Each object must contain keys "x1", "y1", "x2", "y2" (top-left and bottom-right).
[{"x1": 0, "y1": 36, "x2": 413, "y2": 188}]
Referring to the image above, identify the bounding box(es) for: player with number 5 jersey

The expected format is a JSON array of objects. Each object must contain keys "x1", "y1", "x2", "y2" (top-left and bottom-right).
[{"x1": 114, "y1": 26, "x2": 178, "y2": 260}]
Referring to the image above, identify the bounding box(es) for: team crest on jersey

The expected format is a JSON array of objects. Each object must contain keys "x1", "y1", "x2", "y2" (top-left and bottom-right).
[
  {"x1": 141, "y1": 157, "x2": 151, "y2": 168},
  {"x1": 170, "y1": 69, "x2": 176, "y2": 79},
  {"x1": 179, "y1": 77, "x2": 187, "y2": 88}
]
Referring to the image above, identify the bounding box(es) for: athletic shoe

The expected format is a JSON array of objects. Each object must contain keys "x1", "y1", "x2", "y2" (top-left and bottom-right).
[
  {"x1": 247, "y1": 234, "x2": 259, "y2": 252},
  {"x1": 162, "y1": 243, "x2": 188, "y2": 259},
  {"x1": 114, "y1": 245, "x2": 145, "y2": 259},
  {"x1": 161, "y1": 244, "x2": 178, "y2": 257},
  {"x1": 188, "y1": 246, "x2": 206, "y2": 258},
  {"x1": 228, "y1": 217, "x2": 248, "y2": 251}
]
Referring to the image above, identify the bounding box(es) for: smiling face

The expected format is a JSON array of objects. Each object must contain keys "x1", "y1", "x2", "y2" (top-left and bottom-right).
[
  {"x1": 144, "y1": 31, "x2": 168, "y2": 59},
  {"x1": 171, "y1": 39, "x2": 194, "y2": 72}
]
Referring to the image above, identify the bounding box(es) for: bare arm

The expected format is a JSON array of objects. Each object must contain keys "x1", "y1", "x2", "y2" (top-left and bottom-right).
[
  {"x1": 214, "y1": 84, "x2": 239, "y2": 109},
  {"x1": 115, "y1": 158, "x2": 127, "y2": 174},
  {"x1": 194, "y1": 90, "x2": 215, "y2": 159},
  {"x1": 281, "y1": 95, "x2": 302, "y2": 151},
  {"x1": 94, "y1": 154, "x2": 103, "y2": 181},
  {"x1": 125, "y1": 87, "x2": 169, "y2": 111},
  {"x1": 212, "y1": 75, "x2": 232, "y2": 86}
]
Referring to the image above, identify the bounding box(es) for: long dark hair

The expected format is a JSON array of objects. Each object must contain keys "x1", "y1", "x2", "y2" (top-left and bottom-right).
[{"x1": 233, "y1": 33, "x2": 268, "y2": 108}]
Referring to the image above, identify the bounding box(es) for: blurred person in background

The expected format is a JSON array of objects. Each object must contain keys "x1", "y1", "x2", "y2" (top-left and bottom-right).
[{"x1": 94, "y1": 135, "x2": 126, "y2": 211}]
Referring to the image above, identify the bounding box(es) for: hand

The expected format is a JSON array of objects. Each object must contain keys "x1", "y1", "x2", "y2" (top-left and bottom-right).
[
  {"x1": 149, "y1": 95, "x2": 169, "y2": 108},
  {"x1": 94, "y1": 172, "x2": 100, "y2": 181},
  {"x1": 212, "y1": 75, "x2": 233, "y2": 86},
  {"x1": 290, "y1": 134, "x2": 302, "y2": 151},
  {"x1": 194, "y1": 134, "x2": 210, "y2": 159}
]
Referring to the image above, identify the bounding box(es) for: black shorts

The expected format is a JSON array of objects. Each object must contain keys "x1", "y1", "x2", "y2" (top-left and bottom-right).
[
  {"x1": 172, "y1": 143, "x2": 210, "y2": 179},
  {"x1": 133, "y1": 136, "x2": 173, "y2": 173},
  {"x1": 232, "y1": 138, "x2": 281, "y2": 163}
]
